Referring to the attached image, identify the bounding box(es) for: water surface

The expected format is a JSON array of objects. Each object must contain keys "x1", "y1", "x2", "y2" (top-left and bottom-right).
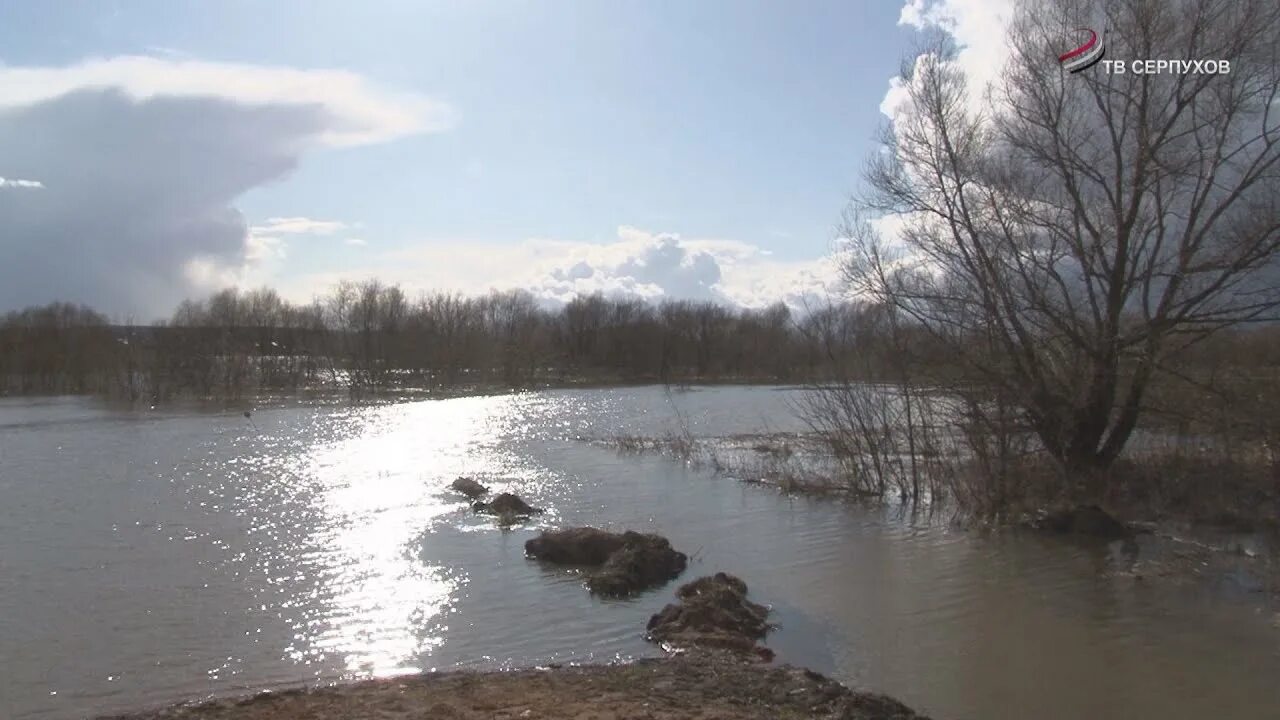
[{"x1": 1, "y1": 387, "x2": 1277, "y2": 719}]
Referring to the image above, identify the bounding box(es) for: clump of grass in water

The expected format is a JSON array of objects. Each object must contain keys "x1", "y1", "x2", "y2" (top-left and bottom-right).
[
  {"x1": 662, "y1": 430, "x2": 699, "y2": 461},
  {"x1": 610, "y1": 384, "x2": 702, "y2": 461},
  {"x1": 608, "y1": 432, "x2": 702, "y2": 462},
  {"x1": 611, "y1": 434, "x2": 652, "y2": 454}
]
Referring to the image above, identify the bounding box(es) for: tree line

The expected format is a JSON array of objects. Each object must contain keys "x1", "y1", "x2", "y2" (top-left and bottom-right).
[{"x1": 0, "y1": 281, "x2": 890, "y2": 400}]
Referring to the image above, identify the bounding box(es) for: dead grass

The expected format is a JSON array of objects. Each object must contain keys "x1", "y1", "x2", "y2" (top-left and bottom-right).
[
  {"x1": 100, "y1": 653, "x2": 929, "y2": 720},
  {"x1": 611, "y1": 382, "x2": 1280, "y2": 530}
]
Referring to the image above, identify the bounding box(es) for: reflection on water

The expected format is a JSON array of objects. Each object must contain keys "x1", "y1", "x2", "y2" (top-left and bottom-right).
[
  {"x1": 282, "y1": 399, "x2": 522, "y2": 675},
  {"x1": 1, "y1": 388, "x2": 1277, "y2": 720}
]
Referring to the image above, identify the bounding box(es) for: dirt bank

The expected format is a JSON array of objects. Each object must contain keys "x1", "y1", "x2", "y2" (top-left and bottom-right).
[{"x1": 100, "y1": 652, "x2": 928, "y2": 720}]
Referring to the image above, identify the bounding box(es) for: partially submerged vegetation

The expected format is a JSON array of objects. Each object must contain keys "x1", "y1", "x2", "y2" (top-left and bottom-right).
[
  {"x1": 805, "y1": 0, "x2": 1280, "y2": 530},
  {"x1": 793, "y1": 378, "x2": 1278, "y2": 530},
  {"x1": 611, "y1": 382, "x2": 1278, "y2": 533}
]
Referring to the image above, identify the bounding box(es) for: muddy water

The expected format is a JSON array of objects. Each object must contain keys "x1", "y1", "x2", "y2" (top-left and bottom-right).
[{"x1": 1, "y1": 387, "x2": 1276, "y2": 719}]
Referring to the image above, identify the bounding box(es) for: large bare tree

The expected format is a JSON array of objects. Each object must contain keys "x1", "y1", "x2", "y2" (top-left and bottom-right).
[{"x1": 844, "y1": 0, "x2": 1280, "y2": 479}]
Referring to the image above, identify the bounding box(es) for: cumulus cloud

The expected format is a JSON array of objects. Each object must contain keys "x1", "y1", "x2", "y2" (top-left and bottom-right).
[
  {"x1": 525, "y1": 226, "x2": 843, "y2": 309},
  {"x1": 533, "y1": 227, "x2": 726, "y2": 304},
  {"x1": 274, "y1": 226, "x2": 841, "y2": 311},
  {"x1": 881, "y1": 0, "x2": 1014, "y2": 120},
  {"x1": 870, "y1": 0, "x2": 1015, "y2": 255},
  {"x1": 0, "y1": 57, "x2": 453, "y2": 318},
  {"x1": 533, "y1": 227, "x2": 841, "y2": 309}
]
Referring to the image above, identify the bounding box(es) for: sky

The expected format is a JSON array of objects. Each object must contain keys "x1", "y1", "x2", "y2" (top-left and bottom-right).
[{"x1": 0, "y1": 0, "x2": 1012, "y2": 320}]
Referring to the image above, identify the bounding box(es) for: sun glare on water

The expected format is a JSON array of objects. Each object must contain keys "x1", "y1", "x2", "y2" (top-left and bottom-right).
[{"x1": 264, "y1": 395, "x2": 532, "y2": 676}]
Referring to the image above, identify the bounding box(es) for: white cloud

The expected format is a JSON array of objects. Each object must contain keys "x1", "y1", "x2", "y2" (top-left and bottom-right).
[
  {"x1": 881, "y1": 0, "x2": 1015, "y2": 121},
  {"x1": 244, "y1": 234, "x2": 286, "y2": 262},
  {"x1": 344, "y1": 237, "x2": 368, "y2": 247},
  {"x1": 0, "y1": 56, "x2": 456, "y2": 146},
  {"x1": 189, "y1": 216, "x2": 358, "y2": 295},
  {"x1": 0, "y1": 56, "x2": 448, "y2": 317},
  {"x1": 896, "y1": 0, "x2": 1014, "y2": 76},
  {"x1": 142, "y1": 46, "x2": 192, "y2": 60},
  {"x1": 872, "y1": 1, "x2": 1015, "y2": 252},
  {"x1": 272, "y1": 226, "x2": 841, "y2": 311},
  {"x1": 540, "y1": 232, "x2": 722, "y2": 303},
  {"x1": 182, "y1": 255, "x2": 250, "y2": 292},
  {"x1": 252, "y1": 217, "x2": 347, "y2": 235},
  {"x1": 0, "y1": 176, "x2": 44, "y2": 189},
  {"x1": 526, "y1": 226, "x2": 839, "y2": 309},
  {"x1": 221, "y1": 217, "x2": 355, "y2": 285}
]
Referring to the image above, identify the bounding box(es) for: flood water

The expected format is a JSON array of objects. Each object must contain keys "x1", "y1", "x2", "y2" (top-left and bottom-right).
[{"x1": 1, "y1": 386, "x2": 1277, "y2": 719}]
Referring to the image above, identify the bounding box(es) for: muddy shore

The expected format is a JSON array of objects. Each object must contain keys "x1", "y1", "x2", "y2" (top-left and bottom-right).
[{"x1": 99, "y1": 652, "x2": 927, "y2": 720}]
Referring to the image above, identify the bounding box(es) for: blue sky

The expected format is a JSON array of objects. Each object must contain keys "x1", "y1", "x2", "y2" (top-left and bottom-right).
[{"x1": 0, "y1": 1, "x2": 942, "y2": 317}]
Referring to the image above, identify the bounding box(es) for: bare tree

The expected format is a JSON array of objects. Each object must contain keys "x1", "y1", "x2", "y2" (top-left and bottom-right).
[{"x1": 845, "y1": 0, "x2": 1280, "y2": 489}]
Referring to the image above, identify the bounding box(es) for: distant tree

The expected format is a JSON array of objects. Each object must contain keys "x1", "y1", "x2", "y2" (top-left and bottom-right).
[
  {"x1": 4, "y1": 286, "x2": 852, "y2": 396},
  {"x1": 0, "y1": 302, "x2": 114, "y2": 394}
]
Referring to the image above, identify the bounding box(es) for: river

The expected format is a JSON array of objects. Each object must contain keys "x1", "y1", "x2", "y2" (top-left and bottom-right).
[{"x1": 1, "y1": 386, "x2": 1277, "y2": 719}]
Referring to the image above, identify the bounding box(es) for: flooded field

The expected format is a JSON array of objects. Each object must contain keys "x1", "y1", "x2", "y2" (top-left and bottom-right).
[{"x1": 1, "y1": 387, "x2": 1277, "y2": 719}]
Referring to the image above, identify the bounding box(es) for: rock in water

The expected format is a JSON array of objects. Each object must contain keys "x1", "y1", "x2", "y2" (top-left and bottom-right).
[
  {"x1": 525, "y1": 527, "x2": 688, "y2": 596},
  {"x1": 450, "y1": 476, "x2": 489, "y2": 499},
  {"x1": 647, "y1": 572, "x2": 773, "y2": 659},
  {"x1": 473, "y1": 492, "x2": 542, "y2": 518},
  {"x1": 585, "y1": 532, "x2": 688, "y2": 596},
  {"x1": 524, "y1": 527, "x2": 631, "y2": 565}
]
